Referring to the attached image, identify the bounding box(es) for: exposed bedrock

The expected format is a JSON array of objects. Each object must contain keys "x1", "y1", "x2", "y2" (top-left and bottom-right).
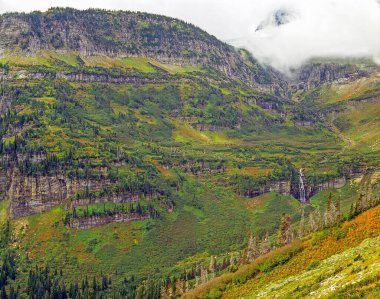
[{"x1": 68, "y1": 213, "x2": 150, "y2": 230}]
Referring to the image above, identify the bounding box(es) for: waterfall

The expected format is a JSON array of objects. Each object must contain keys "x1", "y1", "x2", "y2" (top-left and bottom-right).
[{"x1": 299, "y1": 168, "x2": 306, "y2": 204}]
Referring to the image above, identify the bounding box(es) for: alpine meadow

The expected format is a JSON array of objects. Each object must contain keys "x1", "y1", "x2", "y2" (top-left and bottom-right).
[{"x1": 0, "y1": 4, "x2": 379, "y2": 299}]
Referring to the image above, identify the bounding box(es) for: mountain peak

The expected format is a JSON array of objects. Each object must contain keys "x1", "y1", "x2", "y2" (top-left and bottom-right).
[{"x1": 255, "y1": 9, "x2": 296, "y2": 32}]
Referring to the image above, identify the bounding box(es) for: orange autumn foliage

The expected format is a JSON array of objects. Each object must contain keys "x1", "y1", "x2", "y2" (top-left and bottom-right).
[{"x1": 183, "y1": 205, "x2": 380, "y2": 299}]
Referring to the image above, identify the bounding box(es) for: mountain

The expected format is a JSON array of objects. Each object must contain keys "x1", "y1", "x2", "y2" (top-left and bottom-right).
[
  {"x1": 0, "y1": 7, "x2": 289, "y2": 96},
  {"x1": 0, "y1": 7, "x2": 378, "y2": 299},
  {"x1": 255, "y1": 9, "x2": 296, "y2": 32},
  {"x1": 255, "y1": 9, "x2": 296, "y2": 31}
]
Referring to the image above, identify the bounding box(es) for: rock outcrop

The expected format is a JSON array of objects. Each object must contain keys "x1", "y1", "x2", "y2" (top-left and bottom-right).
[
  {"x1": 8, "y1": 71, "x2": 174, "y2": 84},
  {"x1": 0, "y1": 168, "x2": 7, "y2": 200},
  {"x1": 290, "y1": 63, "x2": 368, "y2": 93},
  {"x1": 240, "y1": 176, "x2": 346, "y2": 201},
  {"x1": 0, "y1": 8, "x2": 288, "y2": 96},
  {"x1": 6, "y1": 168, "x2": 114, "y2": 218},
  {"x1": 69, "y1": 192, "x2": 161, "y2": 209},
  {"x1": 239, "y1": 180, "x2": 291, "y2": 198},
  {"x1": 68, "y1": 212, "x2": 150, "y2": 230},
  {"x1": 290, "y1": 176, "x2": 347, "y2": 200}
]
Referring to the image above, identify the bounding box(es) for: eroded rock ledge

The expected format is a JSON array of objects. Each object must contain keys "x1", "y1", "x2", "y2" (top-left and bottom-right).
[{"x1": 68, "y1": 212, "x2": 150, "y2": 229}]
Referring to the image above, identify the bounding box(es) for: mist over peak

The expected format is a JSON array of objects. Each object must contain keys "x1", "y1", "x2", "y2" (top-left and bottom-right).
[
  {"x1": 255, "y1": 9, "x2": 297, "y2": 32},
  {"x1": 236, "y1": 0, "x2": 380, "y2": 73}
]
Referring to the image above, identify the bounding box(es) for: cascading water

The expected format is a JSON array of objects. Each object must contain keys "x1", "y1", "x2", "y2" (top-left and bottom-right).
[{"x1": 299, "y1": 168, "x2": 306, "y2": 204}]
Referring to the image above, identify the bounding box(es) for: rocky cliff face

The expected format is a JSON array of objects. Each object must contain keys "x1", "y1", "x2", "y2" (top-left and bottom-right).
[
  {"x1": 2, "y1": 70, "x2": 174, "y2": 84},
  {"x1": 0, "y1": 8, "x2": 288, "y2": 96},
  {"x1": 240, "y1": 180, "x2": 291, "y2": 198},
  {"x1": 1, "y1": 163, "x2": 163, "y2": 219},
  {"x1": 240, "y1": 176, "x2": 347, "y2": 201},
  {"x1": 290, "y1": 63, "x2": 368, "y2": 93},
  {"x1": 291, "y1": 176, "x2": 347, "y2": 200},
  {"x1": 68, "y1": 213, "x2": 150, "y2": 230},
  {"x1": 6, "y1": 168, "x2": 115, "y2": 218},
  {"x1": 0, "y1": 168, "x2": 7, "y2": 200}
]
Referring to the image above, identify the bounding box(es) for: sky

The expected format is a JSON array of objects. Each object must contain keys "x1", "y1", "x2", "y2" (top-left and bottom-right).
[{"x1": 0, "y1": 0, "x2": 379, "y2": 71}]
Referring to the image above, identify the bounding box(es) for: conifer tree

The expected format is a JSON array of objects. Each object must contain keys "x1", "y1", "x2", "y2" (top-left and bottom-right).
[
  {"x1": 278, "y1": 213, "x2": 292, "y2": 246},
  {"x1": 354, "y1": 193, "x2": 364, "y2": 216},
  {"x1": 229, "y1": 254, "x2": 237, "y2": 272},
  {"x1": 309, "y1": 211, "x2": 317, "y2": 232},
  {"x1": 185, "y1": 272, "x2": 189, "y2": 293},
  {"x1": 201, "y1": 266, "x2": 208, "y2": 284},
  {"x1": 259, "y1": 231, "x2": 271, "y2": 255},
  {"x1": 8, "y1": 286, "x2": 17, "y2": 299},
  {"x1": 175, "y1": 278, "x2": 184, "y2": 296},
  {"x1": 336, "y1": 196, "x2": 341, "y2": 221},
  {"x1": 316, "y1": 207, "x2": 323, "y2": 229},
  {"x1": 246, "y1": 234, "x2": 259, "y2": 262},
  {"x1": 323, "y1": 210, "x2": 329, "y2": 227},
  {"x1": 194, "y1": 264, "x2": 200, "y2": 287},
  {"x1": 1, "y1": 286, "x2": 7, "y2": 299},
  {"x1": 326, "y1": 192, "x2": 336, "y2": 226},
  {"x1": 208, "y1": 256, "x2": 217, "y2": 279},
  {"x1": 102, "y1": 275, "x2": 108, "y2": 290}
]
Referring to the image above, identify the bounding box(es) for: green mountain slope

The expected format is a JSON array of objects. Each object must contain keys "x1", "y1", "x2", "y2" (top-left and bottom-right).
[
  {"x1": 0, "y1": 8, "x2": 289, "y2": 95},
  {"x1": 0, "y1": 7, "x2": 378, "y2": 299},
  {"x1": 183, "y1": 203, "x2": 380, "y2": 299}
]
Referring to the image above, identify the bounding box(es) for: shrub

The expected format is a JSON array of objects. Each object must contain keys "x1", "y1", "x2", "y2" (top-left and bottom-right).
[
  {"x1": 86, "y1": 238, "x2": 100, "y2": 253},
  {"x1": 332, "y1": 227, "x2": 346, "y2": 240},
  {"x1": 258, "y1": 254, "x2": 291, "y2": 273},
  {"x1": 307, "y1": 260, "x2": 320, "y2": 271},
  {"x1": 207, "y1": 289, "x2": 222, "y2": 299}
]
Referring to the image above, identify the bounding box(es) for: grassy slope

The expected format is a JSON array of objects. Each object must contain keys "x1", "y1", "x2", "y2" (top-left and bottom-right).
[
  {"x1": 3, "y1": 180, "x2": 250, "y2": 286},
  {"x1": 3, "y1": 175, "x2": 366, "y2": 291},
  {"x1": 0, "y1": 50, "x2": 204, "y2": 74},
  {"x1": 243, "y1": 235, "x2": 380, "y2": 298},
  {"x1": 0, "y1": 53, "x2": 379, "y2": 294},
  {"x1": 320, "y1": 72, "x2": 380, "y2": 153},
  {"x1": 183, "y1": 203, "x2": 380, "y2": 299}
]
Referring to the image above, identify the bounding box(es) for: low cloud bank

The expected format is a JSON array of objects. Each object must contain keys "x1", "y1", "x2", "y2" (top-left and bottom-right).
[{"x1": 237, "y1": 0, "x2": 380, "y2": 72}]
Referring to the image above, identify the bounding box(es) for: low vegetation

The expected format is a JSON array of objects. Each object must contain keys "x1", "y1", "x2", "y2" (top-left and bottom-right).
[{"x1": 0, "y1": 8, "x2": 378, "y2": 299}]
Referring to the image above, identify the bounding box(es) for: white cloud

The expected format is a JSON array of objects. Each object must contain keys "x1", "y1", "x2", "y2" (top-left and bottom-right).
[
  {"x1": 0, "y1": 0, "x2": 379, "y2": 72},
  {"x1": 242, "y1": 0, "x2": 380, "y2": 72}
]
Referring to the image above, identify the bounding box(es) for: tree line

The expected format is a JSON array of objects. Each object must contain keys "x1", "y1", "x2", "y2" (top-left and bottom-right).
[{"x1": 64, "y1": 202, "x2": 159, "y2": 226}]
